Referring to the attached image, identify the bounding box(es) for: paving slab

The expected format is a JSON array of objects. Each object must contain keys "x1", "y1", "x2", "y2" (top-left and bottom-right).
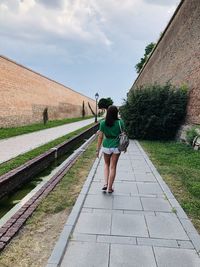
[
  {"x1": 111, "y1": 213, "x2": 149, "y2": 237},
  {"x1": 74, "y1": 212, "x2": 111, "y2": 235},
  {"x1": 137, "y1": 182, "x2": 163, "y2": 195},
  {"x1": 113, "y1": 182, "x2": 138, "y2": 195},
  {"x1": 60, "y1": 242, "x2": 109, "y2": 267},
  {"x1": 110, "y1": 244, "x2": 157, "y2": 267},
  {"x1": 113, "y1": 195, "x2": 142, "y2": 211},
  {"x1": 135, "y1": 173, "x2": 156, "y2": 182},
  {"x1": 48, "y1": 140, "x2": 200, "y2": 267},
  {"x1": 141, "y1": 197, "x2": 172, "y2": 212},
  {"x1": 84, "y1": 194, "x2": 113, "y2": 209},
  {"x1": 97, "y1": 235, "x2": 136, "y2": 245},
  {"x1": 154, "y1": 247, "x2": 200, "y2": 267},
  {"x1": 146, "y1": 213, "x2": 189, "y2": 240}
]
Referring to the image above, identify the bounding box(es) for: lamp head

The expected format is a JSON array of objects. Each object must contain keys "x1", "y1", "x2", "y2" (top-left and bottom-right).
[{"x1": 95, "y1": 93, "x2": 99, "y2": 100}]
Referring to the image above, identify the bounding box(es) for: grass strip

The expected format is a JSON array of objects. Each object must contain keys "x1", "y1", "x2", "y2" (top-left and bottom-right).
[
  {"x1": 0, "y1": 140, "x2": 97, "y2": 267},
  {"x1": 140, "y1": 140, "x2": 200, "y2": 233},
  {"x1": 0, "y1": 116, "x2": 93, "y2": 140},
  {"x1": 0, "y1": 123, "x2": 95, "y2": 176}
]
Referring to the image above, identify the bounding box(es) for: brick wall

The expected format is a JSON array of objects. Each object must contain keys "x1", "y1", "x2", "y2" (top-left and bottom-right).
[
  {"x1": 132, "y1": 0, "x2": 200, "y2": 125},
  {"x1": 0, "y1": 56, "x2": 96, "y2": 127}
]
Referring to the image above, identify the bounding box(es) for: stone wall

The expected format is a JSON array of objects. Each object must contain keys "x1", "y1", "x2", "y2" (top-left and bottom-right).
[
  {"x1": 0, "y1": 56, "x2": 96, "y2": 127},
  {"x1": 132, "y1": 0, "x2": 200, "y2": 125}
]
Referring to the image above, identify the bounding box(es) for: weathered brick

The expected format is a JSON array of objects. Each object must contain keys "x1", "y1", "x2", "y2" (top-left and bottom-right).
[
  {"x1": 0, "y1": 56, "x2": 96, "y2": 128},
  {"x1": 132, "y1": 0, "x2": 200, "y2": 125}
]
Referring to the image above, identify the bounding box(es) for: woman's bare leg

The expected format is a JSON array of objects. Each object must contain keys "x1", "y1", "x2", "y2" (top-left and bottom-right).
[
  {"x1": 108, "y1": 153, "x2": 120, "y2": 190},
  {"x1": 104, "y1": 153, "x2": 111, "y2": 186}
]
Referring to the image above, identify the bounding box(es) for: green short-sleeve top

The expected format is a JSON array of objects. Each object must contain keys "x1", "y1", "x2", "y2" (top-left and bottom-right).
[{"x1": 99, "y1": 119, "x2": 125, "y2": 148}]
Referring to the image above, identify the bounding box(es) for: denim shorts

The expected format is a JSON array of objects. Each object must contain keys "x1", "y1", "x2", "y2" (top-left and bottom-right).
[{"x1": 102, "y1": 147, "x2": 120, "y2": 155}]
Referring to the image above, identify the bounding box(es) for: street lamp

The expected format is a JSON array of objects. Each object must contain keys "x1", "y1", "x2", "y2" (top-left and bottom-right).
[{"x1": 95, "y1": 92, "x2": 99, "y2": 123}]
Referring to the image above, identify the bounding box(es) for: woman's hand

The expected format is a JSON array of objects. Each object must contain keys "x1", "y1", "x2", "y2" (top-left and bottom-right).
[
  {"x1": 96, "y1": 131, "x2": 103, "y2": 158},
  {"x1": 96, "y1": 149, "x2": 100, "y2": 158}
]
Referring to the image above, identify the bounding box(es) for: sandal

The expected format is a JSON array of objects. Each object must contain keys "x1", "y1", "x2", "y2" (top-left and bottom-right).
[
  {"x1": 108, "y1": 188, "x2": 114, "y2": 194},
  {"x1": 102, "y1": 184, "x2": 107, "y2": 191}
]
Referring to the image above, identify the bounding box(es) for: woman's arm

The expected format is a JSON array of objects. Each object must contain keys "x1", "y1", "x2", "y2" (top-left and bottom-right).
[{"x1": 96, "y1": 131, "x2": 104, "y2": 158}]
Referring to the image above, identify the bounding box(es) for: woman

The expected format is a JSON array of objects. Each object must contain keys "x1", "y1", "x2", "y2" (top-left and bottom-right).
[{"x1": 96, "y1": 105, "x2": 125, "y2": 193}]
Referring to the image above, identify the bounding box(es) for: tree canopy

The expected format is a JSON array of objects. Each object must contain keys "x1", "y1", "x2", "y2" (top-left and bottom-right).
[
  {"x1": 135, "y1": 42, "x2": 155, "y2": 73},
  {"x1": 98, "y1": 97, "x2": 113, "y2": 109}
]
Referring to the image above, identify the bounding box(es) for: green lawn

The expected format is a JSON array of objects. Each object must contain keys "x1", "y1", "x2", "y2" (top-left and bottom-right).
[
  {"x1": 0, "y1": 116, "x2": 93, "y2": 140},
  {"x1": 140, "y1": 140, "x2": 200, "y2": 233},
  {"x1": 0, "y1": 123, "x2": 95, "y2": 176}
]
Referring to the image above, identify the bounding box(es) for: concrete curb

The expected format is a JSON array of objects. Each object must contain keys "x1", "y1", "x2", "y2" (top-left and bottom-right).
[
  {"x1": 136, "y1": 140, "x2": 200, "y2": 255},
  {"x1": 46, "y1": 153, "x2": 102, "y2": 267}
]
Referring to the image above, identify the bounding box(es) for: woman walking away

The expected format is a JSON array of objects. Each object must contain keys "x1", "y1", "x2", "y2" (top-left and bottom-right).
[{"x1": 96, "y1": 105, "x2": 125, "y2": 193}]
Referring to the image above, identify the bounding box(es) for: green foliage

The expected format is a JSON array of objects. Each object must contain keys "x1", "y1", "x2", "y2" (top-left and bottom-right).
[
  {"x1": 120, "y1": 83, "x2": 188, "y2": 140},
  {"x1": 145, "y1": 42, "x2": 155, "y2": 55},
  {"x1": 186, "y1": 127, "x2": 200, "y2": 145},
  {"x1": 135, "y1": 42, "x2": 155, "y2": 73},
  {"x1": 82, "y1": 101, "x2": 86, "y2": 118},
  {"x1": 98, "y1": 97, "x2": 114, "y2": 109}
]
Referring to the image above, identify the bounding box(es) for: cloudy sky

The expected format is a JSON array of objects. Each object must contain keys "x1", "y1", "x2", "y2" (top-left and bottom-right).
[{"x1": 0, "y1": 0, "x2": 180, "y2": 105}]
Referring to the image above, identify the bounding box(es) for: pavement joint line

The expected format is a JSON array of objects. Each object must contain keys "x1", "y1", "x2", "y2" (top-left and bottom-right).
[
  {"x1": 108, "y1": 244, "x2": 111, "y2": 267},
  {"x1": 152, "y1": 246, "x2": 159, "y2": 267}
]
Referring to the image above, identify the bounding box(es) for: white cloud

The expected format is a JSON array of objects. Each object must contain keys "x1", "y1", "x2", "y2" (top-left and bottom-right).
[
  {"x1": 0, "y1": 0, "x2": 180, "y2": 49},
  {"x1": 143, "y1": 0, "x2": 179, "y2": 6},
  {"x1": 0, "y1": 0, "x2": 180, "y2": 104},
  {"x1": 0, "y1": 0, "x2": 112, "y2": 46}
]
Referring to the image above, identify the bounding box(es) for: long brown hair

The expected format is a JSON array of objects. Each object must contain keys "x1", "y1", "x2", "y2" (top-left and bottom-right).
[{"x1": 105, "y1": 105, "x2": 119, "y2": 127}]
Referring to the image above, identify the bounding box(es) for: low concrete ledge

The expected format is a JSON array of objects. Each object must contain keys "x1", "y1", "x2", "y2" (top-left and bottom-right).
[{"x1": 0, "y1": 123, "x2": 99, "y2": 200}]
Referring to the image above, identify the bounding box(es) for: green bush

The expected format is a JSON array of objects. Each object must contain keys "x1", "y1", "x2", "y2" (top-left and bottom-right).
[
  {"x1": 120, "y1": 83, "x2": 188, "y2": 140},
  {"x1": 186, "y1": 127, "x2": 200, "y2": 145}
]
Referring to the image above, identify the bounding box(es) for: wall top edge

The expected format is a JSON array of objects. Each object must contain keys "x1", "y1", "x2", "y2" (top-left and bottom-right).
[
  {"x1": 131, "y1": 0, "x2": 185, "y2": 89},
  {"x1": 0, "y1": 55, "x2": 95, "y2": 103}
]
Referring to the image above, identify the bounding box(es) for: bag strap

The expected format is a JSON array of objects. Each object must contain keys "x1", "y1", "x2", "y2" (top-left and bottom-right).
[{"x1": 118, "y1": 120, "x2": 123, "y2": 133}]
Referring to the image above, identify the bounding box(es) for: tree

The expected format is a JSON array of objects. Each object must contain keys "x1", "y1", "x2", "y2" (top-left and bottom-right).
[
  {"x1": 135, "y1": 42, "x2": 155, "y2": 73},
  {"x1": 98, "y1": 97, "x2": 113, "y2": 110},
  {"x1": 88, "y1": 102, "x2": 95, "y2": 116},
  {"x1": 43, "y1": 107, "x2": 48, "y2": 125},
  {"x1": 82, "y1": 101, "x2": 85, "y2": 118}
]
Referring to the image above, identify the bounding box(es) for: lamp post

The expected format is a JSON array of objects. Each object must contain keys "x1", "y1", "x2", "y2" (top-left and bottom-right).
[{"x1": 95, "y1": 92, "x2": 99, "y2": 123}]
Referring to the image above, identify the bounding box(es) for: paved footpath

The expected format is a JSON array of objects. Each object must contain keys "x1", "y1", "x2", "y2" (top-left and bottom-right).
[
  {"x1": 0, "y1": 118, "x2": 94, "y2": 164},
  {"x1": 47, "y1": 140, "x2": 200, "y2": 267}
]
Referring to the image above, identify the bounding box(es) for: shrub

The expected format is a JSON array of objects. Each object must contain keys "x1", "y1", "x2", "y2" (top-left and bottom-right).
[
  {"x1": 186, "y1": 127, "x2": 200, "y2": 145},
  {"x1": 120, "y1": 83, "x2": 188, "y2": 140}
]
